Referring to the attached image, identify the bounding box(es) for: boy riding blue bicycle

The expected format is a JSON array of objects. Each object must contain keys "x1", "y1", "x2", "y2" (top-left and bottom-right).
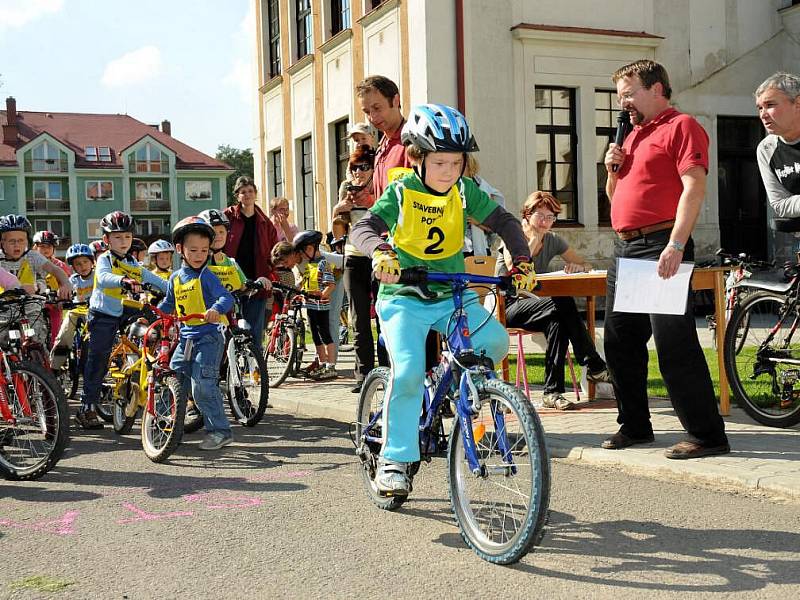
[{"x1": 350, "y1": 103, "x2": 537, "y2": 496}]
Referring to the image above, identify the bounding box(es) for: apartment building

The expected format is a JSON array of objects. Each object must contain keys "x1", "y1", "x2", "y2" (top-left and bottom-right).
[{"x1": 0, "y1": 97, "x2": 233, "y2": 252}]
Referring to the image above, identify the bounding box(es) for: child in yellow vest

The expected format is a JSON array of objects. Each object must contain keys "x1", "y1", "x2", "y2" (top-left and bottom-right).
[
  {"x1": 158, "y1": 216, "x2": 235, "y2": 451},
  {"x1": 147, "y1": 239, "x2": 175, "y2": 280},
  {"x1": 197, "y1": 209, "x2": 250, "y2": 294},
  {"x1": 0, "y1": 215, "x2": 72, "y2": 345}
]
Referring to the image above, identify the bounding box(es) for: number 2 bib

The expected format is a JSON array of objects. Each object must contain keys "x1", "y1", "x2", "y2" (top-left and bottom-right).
[
  {"x1": 393, "y1": 186, "x2": 463, "y2": 260},
  {"x1": 208, "y1": 264, "x2": 243, "y2": 292}
]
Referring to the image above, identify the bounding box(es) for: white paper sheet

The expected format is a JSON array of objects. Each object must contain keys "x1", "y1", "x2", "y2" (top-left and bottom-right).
[{"x1": 612, "y1": 258, "x2": 694, "y2": 315}]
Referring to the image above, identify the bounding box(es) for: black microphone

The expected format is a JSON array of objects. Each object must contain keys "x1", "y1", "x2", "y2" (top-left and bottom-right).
[{"x1": 612, "y1": 110, "x2": 631, "y2": 173}]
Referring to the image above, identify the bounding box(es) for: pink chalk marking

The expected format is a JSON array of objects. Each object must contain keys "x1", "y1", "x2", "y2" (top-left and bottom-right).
[
  {"x1": 116, "y1": 502, "x2": 193, "y2": 524},
  {"x1": 182, "y1": 492, "x2": 263, "y2": 510},
  {"x1": 0, "y1": 510, "x2": 79, "y2": 536}
]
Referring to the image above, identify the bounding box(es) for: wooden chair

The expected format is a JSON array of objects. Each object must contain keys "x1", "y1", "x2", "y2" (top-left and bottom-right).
[{"x1": 496, "y1": 289, "x2": 582, "y2": 403}]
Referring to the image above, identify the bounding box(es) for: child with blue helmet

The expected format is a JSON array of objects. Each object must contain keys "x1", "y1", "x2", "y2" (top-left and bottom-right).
[
  {"x1": 350, "y1": 104, "x2": 537, "y2": 496},
  {"x1": 50, "y1": 243, "x2": 95, "y2": 371}
]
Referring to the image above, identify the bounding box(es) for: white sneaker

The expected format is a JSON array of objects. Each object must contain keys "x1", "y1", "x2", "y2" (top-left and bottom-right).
[{"x1": 375, "y1": 459, "x2": 411, "y2": 496}]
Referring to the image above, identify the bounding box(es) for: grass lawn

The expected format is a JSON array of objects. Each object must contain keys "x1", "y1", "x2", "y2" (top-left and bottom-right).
[{"x1": 505, "y1": 348, "x2": 721, "y2": 400}]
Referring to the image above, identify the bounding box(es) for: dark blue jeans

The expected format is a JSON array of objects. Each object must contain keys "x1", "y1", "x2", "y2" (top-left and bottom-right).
[
  {"x1": 80, "y1": 308, "x2": 137, "y2": 412},
  {"x1": 604, "y1": 230, "x2": 728, "y2": 447},
  {"x1": 241, "y1": 295, "x2": 267, "y2": 355},
  {"x1": 171, "y1": 332, "x2": 230, "y2": 435}
]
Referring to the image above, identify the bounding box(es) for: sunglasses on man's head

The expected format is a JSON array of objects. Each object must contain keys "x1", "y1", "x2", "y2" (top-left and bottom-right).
[{"x1": 350, "y1": 163, "x2": 373, "y2": 172}]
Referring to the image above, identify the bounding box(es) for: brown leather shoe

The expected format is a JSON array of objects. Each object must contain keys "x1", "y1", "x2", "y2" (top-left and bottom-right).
[
  {"x1": 601, "y1": 430, "x2": 655, "y2": 449},
  {"x1": 665, "y1": 440, "x2": 730, "y2": 460}
]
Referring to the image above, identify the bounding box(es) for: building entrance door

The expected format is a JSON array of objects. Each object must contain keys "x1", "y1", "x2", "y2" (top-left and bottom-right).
[{"x1": 717, "y1": 116, "x2": 767, "y2": 259}]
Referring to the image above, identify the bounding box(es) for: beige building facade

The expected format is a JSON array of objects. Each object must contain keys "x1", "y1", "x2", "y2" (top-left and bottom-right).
[{"x1": 254, "y1": 0, "x2": 800, "y2": 265}]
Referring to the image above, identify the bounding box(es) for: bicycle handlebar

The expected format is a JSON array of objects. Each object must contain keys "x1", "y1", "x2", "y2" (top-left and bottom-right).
[{"x1": 397, "y1": 267, "x2": 515, "y2": 300}]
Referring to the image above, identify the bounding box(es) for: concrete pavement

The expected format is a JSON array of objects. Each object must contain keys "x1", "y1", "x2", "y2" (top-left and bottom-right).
[{"x1": 270, "y1": 336, "x2": 800, "y2": 501}]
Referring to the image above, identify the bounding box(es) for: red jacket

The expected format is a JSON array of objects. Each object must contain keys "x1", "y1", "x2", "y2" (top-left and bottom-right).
[{"x1": 224, "y1": 203, "x2": 278, "y2": 297}]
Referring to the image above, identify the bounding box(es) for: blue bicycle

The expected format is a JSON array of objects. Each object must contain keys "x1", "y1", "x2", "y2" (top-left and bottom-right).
[{"x1": 352, "y1": 268, "x2": 551, "y2": 564}]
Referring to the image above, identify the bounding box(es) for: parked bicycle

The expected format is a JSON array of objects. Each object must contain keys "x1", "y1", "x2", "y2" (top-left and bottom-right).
[
  {"x1": 263, "y1": 281, "x2": 308, "y2": 387},
  {"x1": 706, "y1": 249, "x2": 773, "y2": 351},
  {"x1": 351, "y1": 268, "x2": 550, "y2": 565},
  {"x1": 0, "y1": 289, "x2": 69, "y2": 480},
  {"x1": 724, "y1": 219, "x2": 800, "y2": 427}
]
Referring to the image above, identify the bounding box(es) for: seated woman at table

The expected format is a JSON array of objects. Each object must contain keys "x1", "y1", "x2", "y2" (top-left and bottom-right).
[{"x1": 497, "y1": 191, "x2": 610, "y2": 410}]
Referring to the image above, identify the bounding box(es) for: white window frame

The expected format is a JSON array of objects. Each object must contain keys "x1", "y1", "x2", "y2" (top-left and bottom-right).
[
  {"x1": 0, "y1": 180, "x2": 4, "y2": 201},
  {"x1": 133, "y1": 181, "x2": 167, "y2": 211},
  {"x1": 33, "y1": 180, "x2": 63, "y2": 200},
  {"x1": 85, "y1": 146, "x2": 98, "y2": 161},
  {"x1": 86, "y1": 180, "x2": 114, "y2": 202},
  {"x1": 185, "y1": 181, "x2": 212, "y2": 201},
  {"x1": 134, "y1": 217, "x2": 170, "y2": 237},
  {"x1": 98, "y1": 146, "x2": 112, "y2": 162},
  {"x1": 86, "y1": 219, "x2": 102, "y2": 239},
  {"x1": 135, "y1": 143, "x2": 163, "y2": 172},
  {"x1": 31, "y1": 141, "x2": 61, "y2": 171},
  {"x1": 33, "y1": 218, "x2": 65, "y2": 239}
]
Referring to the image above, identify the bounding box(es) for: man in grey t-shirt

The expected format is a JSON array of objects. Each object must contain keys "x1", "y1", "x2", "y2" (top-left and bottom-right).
[{"x1": 755, "y1": 72, "x2": 800, "y2": 217}]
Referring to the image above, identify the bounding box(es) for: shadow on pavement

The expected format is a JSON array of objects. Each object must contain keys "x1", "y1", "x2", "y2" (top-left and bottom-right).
[{"x1": 509, "y1": 510, "x2": 800, "y2": 592}]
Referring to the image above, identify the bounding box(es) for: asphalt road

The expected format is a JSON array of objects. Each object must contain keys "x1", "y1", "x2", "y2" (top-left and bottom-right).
[{"x1": 1, "y1": 410, "x2": 799, "y2": 599}]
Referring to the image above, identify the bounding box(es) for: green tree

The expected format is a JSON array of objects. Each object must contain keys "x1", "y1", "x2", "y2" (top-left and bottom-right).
[{"x1": 215, "y1": 145, "x2": 254, "y2": 205}]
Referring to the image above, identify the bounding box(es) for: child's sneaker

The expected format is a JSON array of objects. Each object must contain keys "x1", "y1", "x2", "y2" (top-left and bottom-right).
[
  {"x1": 75, "y1": 409, "x2": 104, "y2": 430},
  {"x1": 198, "y1": 431, "x2": 234, "y2": 450},
  {"x1": 314, "y1": 365, "x2": 337, "y2": 380},
  {"x1": 298, "y1": 358, "x2": 321, "y2": 378}
]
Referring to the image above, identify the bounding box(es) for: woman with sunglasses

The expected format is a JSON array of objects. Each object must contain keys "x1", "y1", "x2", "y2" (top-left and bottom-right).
[
  {"x1": 497, "y1": 191, "x2": 611, "y2": 410},
  {"x1": 333, "y1": 144, "x2": 387, "y2": 393}
]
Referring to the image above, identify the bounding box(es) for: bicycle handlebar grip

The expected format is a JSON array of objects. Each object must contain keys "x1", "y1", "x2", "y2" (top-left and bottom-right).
[{"x1": 397, "y1": 267, "x2": 428, "y2": 286}]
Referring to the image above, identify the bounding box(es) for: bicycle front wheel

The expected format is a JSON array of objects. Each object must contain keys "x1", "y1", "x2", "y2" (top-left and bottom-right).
[
  {"x1": 724, "y1": 291, "x2": 800, "y2": 427},
  {"x1": 141, "y1": 374, "x2": 186, "y2": 462},
  {"x1": 225, "y1": 337, "x2": 269, "y2": 426},
  {"x1": 447, "y1": 378, "x2": 550, "y2": 565},
  {"x1": 0, "y1": 360, "x2": 69, "y2": 481},
  {"x1": 264, "y1": 320, "x2": 296, "y2": 387}
]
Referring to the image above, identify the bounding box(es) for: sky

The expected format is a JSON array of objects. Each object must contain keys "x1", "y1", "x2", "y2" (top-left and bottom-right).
[{"x1": 0, "y1": 0, "x2": 255, "y2": 157}]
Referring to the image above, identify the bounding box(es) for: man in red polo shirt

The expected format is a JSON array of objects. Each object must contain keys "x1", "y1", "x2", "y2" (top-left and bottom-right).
[{"x1": 603, "y1": 59, "x2": 729, "y2": 459}]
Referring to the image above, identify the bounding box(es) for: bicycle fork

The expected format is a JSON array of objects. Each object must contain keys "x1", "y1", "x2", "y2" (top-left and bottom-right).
[{"x1": 456, "y1": 369, "x2": 515, "y2": 476}]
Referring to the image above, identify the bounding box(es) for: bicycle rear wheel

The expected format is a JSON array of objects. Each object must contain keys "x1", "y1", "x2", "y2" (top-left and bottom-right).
[
  {"x1": 724, "y1": 291, "x2": 800, "y2": 427},
  {"x1": 141, "y1": 374, "x2": 186, "y2": 462},
  {"x1": 0, "y1": 360, "x2": 69, "y2": 481},
  {"x1": 354, "y1": 367, "x2": 407, "y2": 511},
  {"x1": 447, "y1": 378, "x2": 550, "y2": 565},
  {"x1": 264, "y1": 320, "x2": 296, "y2": 387},
  {"x1": 225, "y1": 337, "x2": 269, "y2": 426}
]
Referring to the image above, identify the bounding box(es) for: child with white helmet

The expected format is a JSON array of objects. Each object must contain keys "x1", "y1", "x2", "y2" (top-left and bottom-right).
[
  {"x1": 350, "y1": 103, "x2": 537, "y2": 496},
  {"x1": 147, "y1": 239, "x2": 175, "y2": 280}
]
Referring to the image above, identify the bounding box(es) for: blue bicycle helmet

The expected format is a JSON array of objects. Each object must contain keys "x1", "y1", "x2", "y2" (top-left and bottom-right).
[
  {"x1": 401, "y1": 104, "x2": 479, "y2": 154},
  {"x1": 0, "y1": 214, "x2": 33, "y2": 239},
  {"x1": 65, "y1": 243, "x2": 94, "y2": 265}
]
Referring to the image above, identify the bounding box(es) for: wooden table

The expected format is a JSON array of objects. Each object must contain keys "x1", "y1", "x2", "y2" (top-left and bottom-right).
[{"x1": 534, "y1": 267, "x2": 730, "y2": 415}]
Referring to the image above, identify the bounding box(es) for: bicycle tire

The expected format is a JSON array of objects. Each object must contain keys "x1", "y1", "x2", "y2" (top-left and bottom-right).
[
  {"x1": 141, "y1": 374, "x2": 187, "y2": 463},
  {"x1": 225, "y1": 337, "x2": 269, "y2": 426},
  {"x1": 354, "y1": 367, "x2": 408, "y2": 511},
  {"x1": 111, "y1": 382, "x2": 136, "y2": 435},
  {"x1": 724, "y1": 291, "x2": 800, "y2": 428},
  {"x1": 447, "y1": 378, "x2": 551, "y2": 565},
  {"x1": 0, "y1": 360, "x2": 69, "y2": 481},
  {"x1": 264, "y1": 320, "x2": 296, "y2": 387}
]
